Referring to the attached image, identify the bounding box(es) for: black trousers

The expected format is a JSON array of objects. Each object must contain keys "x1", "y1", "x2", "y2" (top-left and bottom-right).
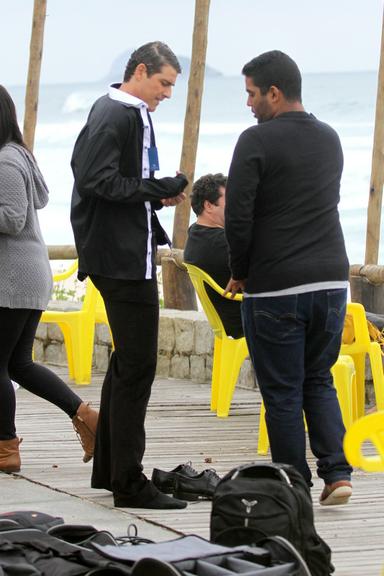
[
  {"x1": 90, "y1": 275, "x2": 159, "y2": 504},
  {"x1": 0, "y1": 307, "x2": 82, "y2": 440}
]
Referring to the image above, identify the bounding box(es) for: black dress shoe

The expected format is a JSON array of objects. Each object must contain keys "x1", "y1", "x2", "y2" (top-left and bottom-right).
[
  {"x1": 173, "y1": 469, "x2": 220, "y2": 501},
  {"x1": 114, "y1": 491, "x2": 187, "y2": 509},
  {"x1": 151, "y1": 462, "x2": 198, "y2": 494}
]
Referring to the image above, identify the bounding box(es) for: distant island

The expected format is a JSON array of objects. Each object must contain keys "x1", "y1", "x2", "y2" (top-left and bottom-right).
[{"x1": 105, "y1": 51, "x2": 223, "y2": 81}]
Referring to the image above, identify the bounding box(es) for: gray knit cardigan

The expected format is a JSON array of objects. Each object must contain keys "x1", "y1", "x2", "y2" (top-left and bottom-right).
[{"x1": 0, "y1": 143, "x2": 53, "y2": 310}]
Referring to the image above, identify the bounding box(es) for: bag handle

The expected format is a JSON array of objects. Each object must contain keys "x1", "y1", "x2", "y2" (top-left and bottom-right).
[
  {"x1": 224, "y1": 463, "x2": 293, "y2": 487},
  {"x1": 258, "y1": 535, "x2": 312, "y2": 576}
]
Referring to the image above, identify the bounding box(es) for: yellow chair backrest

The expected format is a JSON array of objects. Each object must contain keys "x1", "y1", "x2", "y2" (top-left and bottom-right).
[
  {"x1": 51, "y1": 260, "x2": 101, "y2": 318},
  {"x1": 343, "y1": 411, "x2": 384, "y2": 472},
  {"x1": 342, "y1": 306, "x2": 384, "y2": 352},
  {"x1": 183, "y1": 263, "x2": 242, "y2": 339},
  {"x1": 341, "y1": 302, "x2": 373, "y2": 352},
  {"x1": 340, "y1": 301, "x2": 384, "y2": 416},
  {"x1": 49, "y1": 260, "x2": 97, "y2": 316},
  {"x1": 52, "y1": 259, "x2": 79, "y2": 283},
  {"x1": 41, "y1": 260, "x2": 99, "y2": 384}
]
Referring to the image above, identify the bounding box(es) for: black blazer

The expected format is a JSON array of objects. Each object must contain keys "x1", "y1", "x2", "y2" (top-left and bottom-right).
[{"x1": 70, "y1": 95, "x2": 187, "y2": 280}]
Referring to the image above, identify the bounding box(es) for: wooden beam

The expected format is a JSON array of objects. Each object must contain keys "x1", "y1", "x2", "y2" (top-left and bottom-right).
[
  {"x1": 23, "y1": 0, "x2": 47, "y2": 151},
  {"x1": 350, "y1": 264, "x2": 384, "y2": 283},
  {"x1": 172, "y1": 0, "x2": 211, "y2": 249},
  {"x1": 365, "y1": 7, "x2": 384, "y2": 264},
  {"x1": 46, "y1": 245, "x2": 187, "y2": 268},
  {"x1": 161, "y1": 0, "x2": 210, "y2": 310}
]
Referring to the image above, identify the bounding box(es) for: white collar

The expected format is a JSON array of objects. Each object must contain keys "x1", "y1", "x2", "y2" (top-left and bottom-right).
[{"x1": 108, "y1": 83, "x2": 148, "y2": 109}]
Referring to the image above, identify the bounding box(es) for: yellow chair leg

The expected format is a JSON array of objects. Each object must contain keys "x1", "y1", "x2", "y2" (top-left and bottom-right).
[
  {"x1": 369, "y1": 343, "x2": 384, "y2": 411},
  {"x1": 58, "y1": 323, "x2": 75, "y2": 381},
  {"x1": 210, "y1": 337, "x2": 222, "y2": 412},
  {"x1": 216, "y1": 338, "x2": 248, "y2": 418},
  {"x1": 350, "y1": 352, "x2": 366, "y2": 418},
  {"x1": 55, "y1": 319, "x2": 95, "y2": 385},
  {"x1": 70, "y1": 320, "x2": 95, "y2": 385},
  {"x1": 257, "y1": 401, "x2": 269, "y2": 455},
  {"x1": 331, "y1": 355, "x2": 356, "y2": 429}
]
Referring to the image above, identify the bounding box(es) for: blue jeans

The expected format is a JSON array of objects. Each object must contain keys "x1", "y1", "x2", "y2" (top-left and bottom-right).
[{"x1": 242, "y1": 289, "x2": 352, "y2": 485}]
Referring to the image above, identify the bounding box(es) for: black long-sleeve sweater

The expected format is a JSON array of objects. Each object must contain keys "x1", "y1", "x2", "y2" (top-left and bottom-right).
[{"x1": 225, "y1": 111, "x2": 349, "y2": 293}]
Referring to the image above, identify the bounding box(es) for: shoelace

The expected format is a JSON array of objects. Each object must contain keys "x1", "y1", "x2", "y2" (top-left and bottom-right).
[
  {"x1": 184, "y1": 460, "x2": 198, "y2": 475},
  {"x1": 184, "y1": 462, "x2": 220, "y2": 481},
  {"x1": 205, "y1": 468, "x2": 220, "y2": 482}
]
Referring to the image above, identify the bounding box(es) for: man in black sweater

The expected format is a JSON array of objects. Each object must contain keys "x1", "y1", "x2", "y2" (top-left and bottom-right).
[
  {"x1": 184, "y1": 173, "x2": 243, "y2": 339},
  {"x1": 71, "y1": 42, "x2": 188, "y2": 510},
  {"x1": 224, "y1": 51, "x2": 352, "y2": 505}
]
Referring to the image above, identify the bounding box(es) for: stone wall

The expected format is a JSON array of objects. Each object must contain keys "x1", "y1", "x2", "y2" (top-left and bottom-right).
[
  {"x1": 34, "y1": 304, "x2": 376, "y2": 406},
  {"x1": 34, "y1": 307, "x2": 257, "y2": 389}
]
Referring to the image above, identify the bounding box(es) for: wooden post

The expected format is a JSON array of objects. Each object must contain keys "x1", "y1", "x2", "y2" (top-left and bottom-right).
[
  {"x1": 172, "y1": 0, "x2": 211, "y2": 249},
  {"x1": 365, "y1": 7, "x2": 384, "y2": 265},
  {"x1": 161, "y1": 0, "x2": 210, "y2": 310},
  {"x1": 23, "y1": 0, "x2": 47, "y2": 151},
  {"x1": 162, "y1": 257, "x2": 198, "y2": 309}
]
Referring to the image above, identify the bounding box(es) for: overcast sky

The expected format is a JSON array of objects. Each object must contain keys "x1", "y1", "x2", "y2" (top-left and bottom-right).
[{"x1": 1, "y1": 0, "x2": 383, "y2": 86}]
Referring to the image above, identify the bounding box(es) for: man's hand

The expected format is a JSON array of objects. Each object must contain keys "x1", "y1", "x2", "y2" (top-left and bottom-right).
[
  {"x1": 223, "y1": 277, "x2": 246, "y2": 299},
  {"x1": 161, "y1": 192, "x2": 186, "y2": 207}
]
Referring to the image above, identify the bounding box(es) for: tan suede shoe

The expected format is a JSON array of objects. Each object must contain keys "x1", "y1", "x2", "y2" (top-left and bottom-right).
[
  {"x1": 319, "y1": 480, "x2": 352, "y2": 506},
  {"x1": 72, "y1": 403, "x2": 98, "y2": 463},
  {"x1": 0, "y1": 437, "x2": 22, "y2": 473}
]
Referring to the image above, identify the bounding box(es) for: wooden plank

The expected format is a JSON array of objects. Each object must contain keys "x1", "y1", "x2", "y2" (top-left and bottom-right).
[{"x1": 9, "y1": 366, "x2": 384, "y2": 575}]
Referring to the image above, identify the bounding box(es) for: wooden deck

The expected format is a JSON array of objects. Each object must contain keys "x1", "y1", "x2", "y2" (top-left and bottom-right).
[{"x1": 7, "y1": 365, "x2": 384, "y2": 575}]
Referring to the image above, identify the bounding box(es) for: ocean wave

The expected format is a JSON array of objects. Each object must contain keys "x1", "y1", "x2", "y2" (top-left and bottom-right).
[
  {"x1": 62, "y1": 91, "x2": 101, "y2": 114},
  {"x1": 156, "y1": 121, "x2": 249, "y2": 136},
  {"x1": 34, "y1": 121, "x2": 85, "y2": 145}
]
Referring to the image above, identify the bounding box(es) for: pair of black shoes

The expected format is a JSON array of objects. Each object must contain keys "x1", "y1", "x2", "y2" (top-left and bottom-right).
[{"x1": 152, "y1": 462, "x2": 220, "y2": 501}]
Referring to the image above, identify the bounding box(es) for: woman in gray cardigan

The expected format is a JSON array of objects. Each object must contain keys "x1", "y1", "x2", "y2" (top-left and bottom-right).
[{"x1": 0, "y1": 85, "x2": 98, "y2": 473}]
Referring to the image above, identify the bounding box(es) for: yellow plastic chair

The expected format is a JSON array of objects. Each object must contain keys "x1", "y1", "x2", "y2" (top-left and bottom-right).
[
  {"x1": 184, "y1": 263, "x2": 248, "y2": 417},
  {"x1": 257, "y1": 354, "x2": 357, "y2": 455},
  {"x1": 341, "y1": 302, "x2": 384, "y2": 417},
  {"x1": 343, "y1": 411, "x2": 384, "y2": 472},
  {"x1": 40, "y1": 261, "x2": 98, "y2": 385}
]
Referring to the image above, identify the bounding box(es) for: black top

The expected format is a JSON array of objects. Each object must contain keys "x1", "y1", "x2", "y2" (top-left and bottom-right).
[
  {"x1": 225, "y1": 112, "x2": 349, "y2": 293},
  {"x1": 70, "y1": 94, "x2": 187, "y2": 280},
  {"x1": 184, "y1": 224, "x2": 243, "y2": 338}
]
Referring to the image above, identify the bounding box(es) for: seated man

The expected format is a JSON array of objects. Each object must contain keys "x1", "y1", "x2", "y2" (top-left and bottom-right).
[{"x1": 184, "y1": 173, "x2": 243, "y2": 339}]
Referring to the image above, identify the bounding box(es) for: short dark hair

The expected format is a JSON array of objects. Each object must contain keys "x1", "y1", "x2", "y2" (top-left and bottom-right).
[
  {"x1": 123, "y1": 41, "x2": 181, "y2": 81},
  {"x1": 0, "y1": 85, "x2": 26, "y2": 150},
  {"x1": 242, "y1": 50, "x2": 302, "y2": 102},
  {"x1": 191, "y1": 173, "x2": 227, "y2": 216}
]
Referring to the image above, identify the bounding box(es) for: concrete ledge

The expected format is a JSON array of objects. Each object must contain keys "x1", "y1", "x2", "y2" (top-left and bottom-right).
[{"x1": 34, "y1": 307, "x2": 257, "y2": 389}]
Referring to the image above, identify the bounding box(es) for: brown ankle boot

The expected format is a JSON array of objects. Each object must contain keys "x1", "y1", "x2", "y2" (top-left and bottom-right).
[
  {"x1": 0, "y1": 437, "x2": 22, "y2": 473},
  {"x1": 72, "y1": 403, "x2": 98, "y2": 463}
]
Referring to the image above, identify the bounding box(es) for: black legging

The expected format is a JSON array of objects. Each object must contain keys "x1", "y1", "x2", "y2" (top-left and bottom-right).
[{"x1": 0, "y1": 307, "x2": 82, "y2": 440}]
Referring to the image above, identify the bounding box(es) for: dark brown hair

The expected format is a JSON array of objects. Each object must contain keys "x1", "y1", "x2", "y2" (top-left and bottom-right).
[
  {"x1": 0, "y1": 85, "x2": 26, "y2": 150},
  {"x1": 124, "y1": 41, "x2": 181, "y2": 81},
  {"x1": 190, "y1": 173, "x2": 227, "y2": 216},
  {"x1": 242, "y1": 50, "x2": 302, "y2": 102}
]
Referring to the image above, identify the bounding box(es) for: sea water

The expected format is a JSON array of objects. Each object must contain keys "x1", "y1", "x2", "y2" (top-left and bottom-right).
[{"x1": 7, "y1": 70, "x2": 379, "y2": 264}]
